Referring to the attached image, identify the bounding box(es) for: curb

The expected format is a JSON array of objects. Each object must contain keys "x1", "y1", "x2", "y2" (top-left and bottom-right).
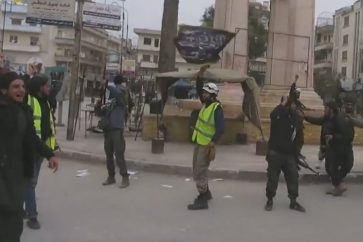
[{"x1": 58, "y1": 150, "x2": 363, "y2": 184}]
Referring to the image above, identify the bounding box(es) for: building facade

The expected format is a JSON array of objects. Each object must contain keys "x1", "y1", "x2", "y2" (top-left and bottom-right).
[
  {"x1": 314, "y1": 14, "x2": 334, "y2": 78},
  {"x1": 333, "y1": 0, "x2": 363, "y2": 79},
  {"x1": 134, "y1": 28, "x2": 200, "y2": 79},
  {"x1": 0, "y1": 3, "x2": 129, "y2": 95},
  {"x1": 0, "y1": 3, "x2": 54, "y2": 72}
]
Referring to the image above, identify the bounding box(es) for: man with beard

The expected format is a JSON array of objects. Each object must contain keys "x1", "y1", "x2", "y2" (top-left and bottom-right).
[
  {"x1": 25, "y1": 74, "x2": 57, "y2": 229},
  {"x1": 265, "y1": 97, "x2": 305, "y2": 212},
  {"x1": 188, "y1": 74, "x2": 224, "y2": 210},
  {"x1": 305, "y1": 100, "x2": 354, "y2": 196},
  {"x1": 0, "y1": 72, "x2": 58, "y2": 242}
]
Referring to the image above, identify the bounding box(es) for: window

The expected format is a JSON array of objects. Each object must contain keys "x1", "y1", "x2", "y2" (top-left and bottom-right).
[
  {"x1": 57, "y1": 30, "x2": 63, "y2": 37},
  {"x1": 341, "y1": 67, "x2": 347, "y2": 77},
  {"x1": 324, "y1": 35, "x2": 328, "y2": 42},
  {"x1": 11, "y1": 18, "x2": 22, "y2": 25},
  {"x1": 9, "y1": 35, "x2": 18, "y2": 44},
  {"x1": 153, "y1": 55, "x2": 159, "y2": 63},
  {"x1": 142, "y1": 54, "x2": 151, "y2": 62},
  {"x1": 144, "y1": 37, "x2": 151, "y2": 45},
  {"x1": 344, "y1": 16, "x2": 349, "y2": 27},
  {"x1": 317, "y1": 34, "x2": 321, "y2": 43},
  {"x1": 343, "y1": 35, "x2": 349, "y2": 45},
  {"x1": 154, "y1": 38, "x2": 159, "y2": 48},
  {"x1": 30, "y1": 36, "x2": 39, "y2": 46},
  {"x1": 342, "y1": 51, "x2": 348, "y2": 61}
]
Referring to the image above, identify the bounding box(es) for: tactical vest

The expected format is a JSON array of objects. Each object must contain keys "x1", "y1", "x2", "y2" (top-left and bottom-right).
[
  {"x1": 27, "y1": 95, "x2": 56, "y2": 150},
  {"x1": 192, "y1": 102, "x2": 220, "y2": 145}
]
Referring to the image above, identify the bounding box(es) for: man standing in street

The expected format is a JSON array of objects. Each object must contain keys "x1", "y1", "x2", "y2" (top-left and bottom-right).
[
  {"x1": 188, "y1": 74, "x2": 224, "y2": 210},
  {"x1": 25, "y1": 74, "x2": 57, "y2": 230},
  {"x1": 0, "y1": 72, "x2": 58, "y2": 242},
  {"x1": 265, "y1": 97, "x2": 305, "y2": 212},
  {"x1": 102, "y1": 75, "x2": 130, "y2": 188}
]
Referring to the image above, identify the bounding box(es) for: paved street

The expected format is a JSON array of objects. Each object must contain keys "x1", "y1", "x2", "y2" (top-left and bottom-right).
[{"x1": 22, "y1": 159, "x2": 363, "y2": 242}]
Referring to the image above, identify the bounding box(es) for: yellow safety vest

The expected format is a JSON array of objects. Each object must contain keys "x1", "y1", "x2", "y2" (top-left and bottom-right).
[
  {"x1": 27, "y1": 95, "x2": 56, "y2": 150},
  {"x1": 192, "y1": 102, "x2": 221, "y2": 146}
]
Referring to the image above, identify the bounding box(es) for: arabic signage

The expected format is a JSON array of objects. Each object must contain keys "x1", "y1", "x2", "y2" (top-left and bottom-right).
[
  {"x1": 175, "y1": 25, "x2": 236, "y2": 64},
  {"x1": 26, "y1": 0, "x2": 75, "y2": 27},
  {"x1": 83, "y1": 2, "x2": 121, "y2": 31},
  {"x1": 106, "y1": 63, "x2": 120, "y2": 71},
  {"x1": 122, "y1": 60, "x2": 136, "y2": 75}
]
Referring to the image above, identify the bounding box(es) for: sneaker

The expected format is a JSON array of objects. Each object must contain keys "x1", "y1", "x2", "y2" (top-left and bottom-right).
[
  {"x1": 264, "y1": 199, "x2": 273, "y2": 211},
  {"x1": 27, "y1": 218, "x2": 41, "y2": 230},
  {"x1": 289, "y1": 201, "x2": 306, "y2": 213},
  {"x1": 187, "y1": 194, "x2": 208, "y2": 210},
  {"x1": 119, "y1": 176, "x2": 130, "y2": 189},
  {"x1": 102, "y1": 177, "x2": 116, "y2": 186}
]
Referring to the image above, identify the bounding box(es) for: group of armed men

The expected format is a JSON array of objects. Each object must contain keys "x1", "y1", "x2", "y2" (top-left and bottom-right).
[
  {"x1": 189, "y1": 70, "x2": 363, "y2": 213},
  {"x1": 265, "y1": 79, "x2": 362, "y2": 212}
]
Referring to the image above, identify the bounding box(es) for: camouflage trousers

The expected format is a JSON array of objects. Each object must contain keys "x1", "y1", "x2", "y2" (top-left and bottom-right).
[{"x1": 193, "y1": 145, "x2": 212, "y2": 193}]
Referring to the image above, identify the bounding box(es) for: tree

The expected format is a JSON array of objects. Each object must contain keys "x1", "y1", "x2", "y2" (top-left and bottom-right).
[
  {"x1": 158, "y1": 0, "x2": 179, "y2": 104},
  {"x1": 248, "y1": 17, "x2": 267, "y2": 59},
  {"x1": 200, "y1": 6, "x2": 267, "y2": 59},
  {"x1": 200, "y1": 5, "x2": 215, "y2": 27}
]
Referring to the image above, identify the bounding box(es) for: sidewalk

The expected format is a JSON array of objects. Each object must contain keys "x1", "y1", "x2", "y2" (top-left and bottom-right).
[{"x1": 55, "y1": 100, "x2": 363, "y2": 183}]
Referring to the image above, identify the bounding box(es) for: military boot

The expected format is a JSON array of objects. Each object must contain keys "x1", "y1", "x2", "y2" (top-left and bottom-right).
[
  {"x1": 120, "y1": 175, "x2": 130, "y2": 189},
  {"x1": 205, "y1": 188, "x2": 213, "y2": 201},
  {"x1": 289, "y1": 199, "x2": 306, "y2": 213},
  {"x1": 187, "y1": 193, "x2": 208, "y2": 210},
  {"x1": 102, "y1": 176, "x2": 116, "y2": 186}
]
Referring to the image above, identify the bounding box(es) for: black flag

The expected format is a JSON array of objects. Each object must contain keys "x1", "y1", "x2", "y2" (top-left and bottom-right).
[{"x1": 175, "y1": 25, "x2": 236, "y2": 64}]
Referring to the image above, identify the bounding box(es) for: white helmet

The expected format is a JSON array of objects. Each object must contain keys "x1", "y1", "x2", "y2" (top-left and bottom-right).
[{"x1": 202, "y1": 82, "x2": 219, "y2": 95}]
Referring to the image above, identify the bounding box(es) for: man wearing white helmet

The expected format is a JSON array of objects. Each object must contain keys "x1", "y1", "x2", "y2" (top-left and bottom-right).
[{"x1": 188, "y1": 74, "x2": 224, "y2": 210}]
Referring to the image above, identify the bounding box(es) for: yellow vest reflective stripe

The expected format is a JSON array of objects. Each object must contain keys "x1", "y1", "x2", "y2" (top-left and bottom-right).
[
  {"x1": 27, "y1": 95, "x2": 56, "y2": 150},
  {"x1": 192, "y1": 102, "x2": 220, "y2": 145},
  {"x1": 28, "y1": 95, "x2": 42, "y2": 137}
]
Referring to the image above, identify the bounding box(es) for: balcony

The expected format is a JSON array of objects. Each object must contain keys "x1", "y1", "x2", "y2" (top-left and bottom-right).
[
  {"x1": 314, "y1": 59, "x2": 332, "y2": 69},
  {"x1": 55, "y1": 52, "x2": 104, "y2": 67},
  {"x1": 140, "y1": 61, "x2": 158, "y2": 69},
  {"x1": 314, "y1": 42, "x2": 333, "y2": 51},
  {"x1": 4, "y1": 44, "x2": 40, "y2": 53},
  {"x1": 55, "y1": 35, "x2": 107, "y2": 52}
]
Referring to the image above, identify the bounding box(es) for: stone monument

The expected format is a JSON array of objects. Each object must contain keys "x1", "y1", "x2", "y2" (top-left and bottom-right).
[
  {"x1": 214, "y1": 0, "x2": 324, "y2": 145},
  {"x1": 261, "y1": 0, "x2": 322, "y2": 118}
]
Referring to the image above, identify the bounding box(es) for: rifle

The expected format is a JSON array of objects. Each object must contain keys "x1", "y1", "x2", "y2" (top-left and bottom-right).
[{"x1": 296, "y1": 154, "x2": 320, "y2": 175}]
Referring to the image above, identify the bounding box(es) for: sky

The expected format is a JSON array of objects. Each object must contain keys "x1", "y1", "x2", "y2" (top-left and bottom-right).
[{"x1": 97, "y1": 0, "x2": 358, "y2": 39}]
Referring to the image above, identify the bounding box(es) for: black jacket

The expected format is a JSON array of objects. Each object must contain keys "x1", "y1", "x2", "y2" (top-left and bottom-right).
[
  {"x1": 268, "y1": 104, "x2": 296, "y2": 154},
  {"x1": 0, "y1": 94, "x2": 54, "y2": 210}
]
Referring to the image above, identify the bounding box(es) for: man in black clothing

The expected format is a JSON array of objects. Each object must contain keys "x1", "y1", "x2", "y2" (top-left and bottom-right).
[
  {"x1": 265, "y1": 97, "x2": 305, "y2": 212},
  {"x1": 0, "y1": 72, "x2": 58, "y2": 242},
  {"x1": 305, "y1": 101, "x2": 354, "y2": 196}
]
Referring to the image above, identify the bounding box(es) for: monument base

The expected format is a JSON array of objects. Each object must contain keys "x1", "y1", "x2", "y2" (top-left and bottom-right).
[{"x1": 260, "y1": 85, "x2": 324, "y2": 119}]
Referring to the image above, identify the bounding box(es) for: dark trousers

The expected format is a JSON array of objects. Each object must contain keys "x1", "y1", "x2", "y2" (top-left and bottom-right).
[
  {"x1": 325, "y1": 146, "x2": 354, "y2": 187},
  {"x1": 266, "y1": 150, "x2": 299, "y2": 200},
  {"x1": 24, "y1": 156, "x2": 43, "y2": 219},
  {"x1": 104, "y1": 129, "x2": 128, "y2": 177},
  {"x1": 0, "y1": 209, "x2": 23, "y2": 242}
]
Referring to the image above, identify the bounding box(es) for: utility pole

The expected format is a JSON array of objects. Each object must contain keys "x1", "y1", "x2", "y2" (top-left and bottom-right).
[
  {"x1": 67, "y1": 0, "x2": 84, "y2": 140},
  {"x1": 158, "y1": 0, "x2": 179, "y2": 103},
  {"x1": 120, "y1": 0, "x2": 125, "y2": 74}
]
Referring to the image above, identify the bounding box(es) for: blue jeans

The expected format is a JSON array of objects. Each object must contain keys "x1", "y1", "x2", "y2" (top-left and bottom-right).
[{"x1": 24, "y1": 156, "x2": 43, "y2": 219}]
